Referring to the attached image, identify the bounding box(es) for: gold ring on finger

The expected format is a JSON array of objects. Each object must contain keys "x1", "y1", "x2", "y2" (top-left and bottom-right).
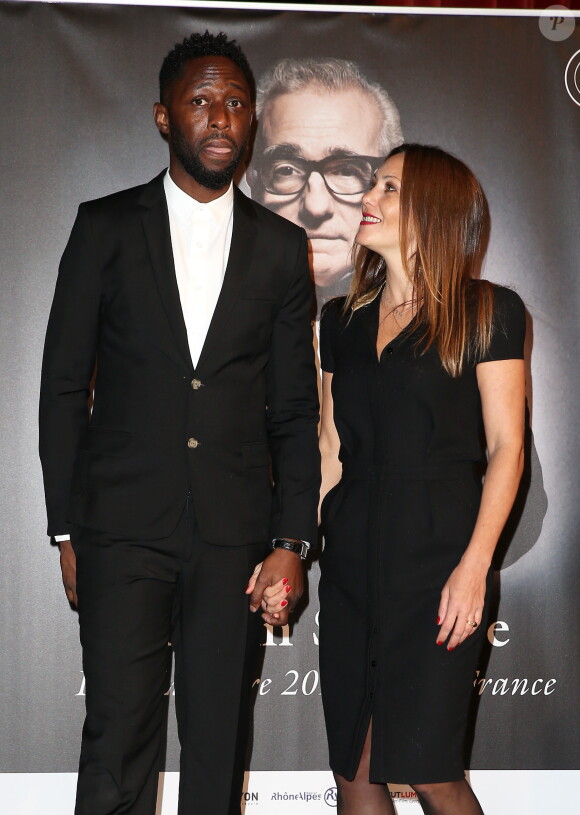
[{"x1": 466, "y1": 619, "x2": 478, "y2": 628}]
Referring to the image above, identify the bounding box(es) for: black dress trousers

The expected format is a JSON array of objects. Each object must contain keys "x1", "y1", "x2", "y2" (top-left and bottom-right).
[{"x1": 72, "y1": 497, "x2": 267, "y2": 815}]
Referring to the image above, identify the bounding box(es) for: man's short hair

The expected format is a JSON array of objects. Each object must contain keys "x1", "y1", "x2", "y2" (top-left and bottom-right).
[
  {"x1": 256, "y1": 57, "x2": 402, "y2": 155},
  {"x1": 159, "y1": 31, "x2": 255, "y2": 105}
]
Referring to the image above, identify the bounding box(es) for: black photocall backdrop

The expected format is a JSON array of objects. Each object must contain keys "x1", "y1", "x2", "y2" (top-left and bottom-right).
[{"x1": 0, "y1": 1, "x2": 578, "y2": 775}]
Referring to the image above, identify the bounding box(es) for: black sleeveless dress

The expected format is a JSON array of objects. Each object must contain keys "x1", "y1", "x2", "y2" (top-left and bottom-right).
[{"x1": 318, "y1": 283, "x2": 525, "y2": 784}]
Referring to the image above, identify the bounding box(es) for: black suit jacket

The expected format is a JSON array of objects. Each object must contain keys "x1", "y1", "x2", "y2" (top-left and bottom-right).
[{"x1": 39, "y1": 172, "x2": 320, "y2": 545}]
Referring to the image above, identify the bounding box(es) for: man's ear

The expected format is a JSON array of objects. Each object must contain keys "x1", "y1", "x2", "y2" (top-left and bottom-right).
[{"x1": 153, "y1": 103, "x2": 169, "y2": 136}]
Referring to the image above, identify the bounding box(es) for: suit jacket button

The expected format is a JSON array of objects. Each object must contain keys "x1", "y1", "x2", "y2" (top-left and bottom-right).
[
  {"x1": 191, "y1": 379, "x2": 202, "y2": 390},
  {"x1": 187, "y1": 438, "x2": 199, "y2": 449}
]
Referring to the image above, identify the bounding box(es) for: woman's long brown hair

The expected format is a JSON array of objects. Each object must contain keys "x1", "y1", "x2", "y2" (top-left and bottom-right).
[{"x1": 346, "y1": 144, "x2": 494, "y2": 377}]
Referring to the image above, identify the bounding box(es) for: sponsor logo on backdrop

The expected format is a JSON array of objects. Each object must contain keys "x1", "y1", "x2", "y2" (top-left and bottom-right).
[
  {"x1": 390, "y1": 788, "x2": 418, "y2": 804},
  {"x1": 538, "y1": 5, "x2": 576, "y2": 41},
  {"x1": 241, "y1": 791, "x2": 259, "y2": 807},
  {"x1": 565, "y1": 49, "x2": 580, "y2": 106},
  {"x1": 324, "y1": 787, "x2": 337, "y2": 807},
  {"x1": 271, "y1": 791, "x2": 323, "y2": 802}
]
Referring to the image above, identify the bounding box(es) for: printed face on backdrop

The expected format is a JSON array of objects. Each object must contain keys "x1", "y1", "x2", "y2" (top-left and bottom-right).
[
  {"x1": 248, "y1": 86, "x2": 384, "y2": 298},
  {"x1": 154, "y1": 56, "x2": 253, "y2": 192}
]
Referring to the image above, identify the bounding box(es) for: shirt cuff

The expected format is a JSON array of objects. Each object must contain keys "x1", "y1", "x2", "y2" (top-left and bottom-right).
[{"x1": 54, "y1": 534, "x2": 71, "y2": 542}]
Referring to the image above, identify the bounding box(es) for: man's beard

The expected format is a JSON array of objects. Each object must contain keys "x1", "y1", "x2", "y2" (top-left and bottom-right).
[{"x1": 170, "y1": 129, "x2": 246, "y2": 190}]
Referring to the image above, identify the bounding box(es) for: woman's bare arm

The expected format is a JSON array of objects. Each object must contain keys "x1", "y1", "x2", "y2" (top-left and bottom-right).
[{"x1": 437, "y1": 358, "x2": 525, "y2": 650}]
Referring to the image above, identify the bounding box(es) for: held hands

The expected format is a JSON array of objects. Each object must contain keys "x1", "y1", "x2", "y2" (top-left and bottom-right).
[
  {"x1": 436, "y1": 558, "x2": 488, "y2": 651},
  {"x1": 59, "y1": 539, "x2": 78, "y2": 608},
  {"x1": 245, "y1": 548, "x2": 305, "y2": 626}
]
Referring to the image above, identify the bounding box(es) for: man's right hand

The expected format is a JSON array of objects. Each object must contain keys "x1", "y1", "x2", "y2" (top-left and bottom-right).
[{"x1": 59, "y1": 539, "x2": 78, "y2": 607}]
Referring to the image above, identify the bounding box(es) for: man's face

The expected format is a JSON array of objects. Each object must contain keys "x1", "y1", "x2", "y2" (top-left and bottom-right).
[
  {"x1": 155, "y1": 56, "x2": 253, "y2": 197},
  {"x1": 250, "y1": 87, "x2": 383, "y2": 291}
]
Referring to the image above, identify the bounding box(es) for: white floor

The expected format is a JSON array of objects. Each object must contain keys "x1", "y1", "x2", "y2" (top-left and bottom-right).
[{"x1": 1, "y1": 770, "x2": 578, "y2": 814}]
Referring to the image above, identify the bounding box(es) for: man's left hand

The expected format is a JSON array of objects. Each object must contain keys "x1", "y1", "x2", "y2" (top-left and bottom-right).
[{"x1": 246, "y1": 548, "x2": 305, "y2": 626}]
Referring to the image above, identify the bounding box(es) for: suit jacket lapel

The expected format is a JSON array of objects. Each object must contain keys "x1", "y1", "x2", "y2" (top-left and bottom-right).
[
  {"x1": 196, "y1": 187, "x2": 257, "y2": 373},
  {"x1": 138, "y1": 172, "x2": 193, "y2": 373}
]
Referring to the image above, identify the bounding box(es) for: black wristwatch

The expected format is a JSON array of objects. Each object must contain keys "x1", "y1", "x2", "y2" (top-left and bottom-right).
[{"x1": 272, "y1": 538, "x2": 310, "y2": 560}]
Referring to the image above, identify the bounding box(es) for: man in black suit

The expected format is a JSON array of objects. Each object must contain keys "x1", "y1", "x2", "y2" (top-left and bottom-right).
[{"x1": 39, "y1": 32, "x2": 320, "y2": 815}]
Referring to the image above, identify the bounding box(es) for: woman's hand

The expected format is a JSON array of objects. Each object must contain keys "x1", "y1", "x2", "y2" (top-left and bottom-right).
[
  {"x1": 260, "y1": 577, "x2": 293, "y2": 619},
  {"x1": 245, "y1": 553, "x2": 300, "y2": 625},
  {"x1": 245, "y1": 561, "x2": 263, "y2": 610},
  {"x1": 436, "y1": 559, "x2": 488, "y2": 650}
]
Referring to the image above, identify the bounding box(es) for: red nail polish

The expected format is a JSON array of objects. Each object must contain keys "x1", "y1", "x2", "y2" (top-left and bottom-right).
[
  {"x1": 448, "y1": 646, "x2": 454, "y2": 652},
  {"x1": 436, "y1": 616, "x2": 441, "y2": 625},
  {"x1": 281, "y1": 600, "x2": 288, "y2": 607},
  {"x1": 282, "y1": 578, "x2": 288, "y2": 585},
  {"x1": 436, "y1": 641, "x2": 443, "y2": 646},
  {"x1": 285, "y1": 585, "x2": 292, "y2": 593}
]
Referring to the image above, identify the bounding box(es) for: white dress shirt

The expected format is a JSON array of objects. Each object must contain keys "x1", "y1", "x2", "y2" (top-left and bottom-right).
[
  {"x1": 54, "y1": 172, "x2": 234, "y2": 542},
  {"x1": 163, "y1": 170, "x2": 234, "y2": 368}
]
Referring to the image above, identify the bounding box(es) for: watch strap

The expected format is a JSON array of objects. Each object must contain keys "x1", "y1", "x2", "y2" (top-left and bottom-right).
[{"x1": 272, "y1": 538, "x2": 309, "y2": 560}]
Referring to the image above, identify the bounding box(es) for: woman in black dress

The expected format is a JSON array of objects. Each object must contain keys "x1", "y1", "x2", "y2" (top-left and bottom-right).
[{"x1": 317, "y1": 144, "x2": 526, "y2": 814}]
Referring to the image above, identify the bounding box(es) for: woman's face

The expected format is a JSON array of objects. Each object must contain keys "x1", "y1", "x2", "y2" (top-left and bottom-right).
[{"x1": 355, "y1": 152, "x2": 406, "y2": 258}]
